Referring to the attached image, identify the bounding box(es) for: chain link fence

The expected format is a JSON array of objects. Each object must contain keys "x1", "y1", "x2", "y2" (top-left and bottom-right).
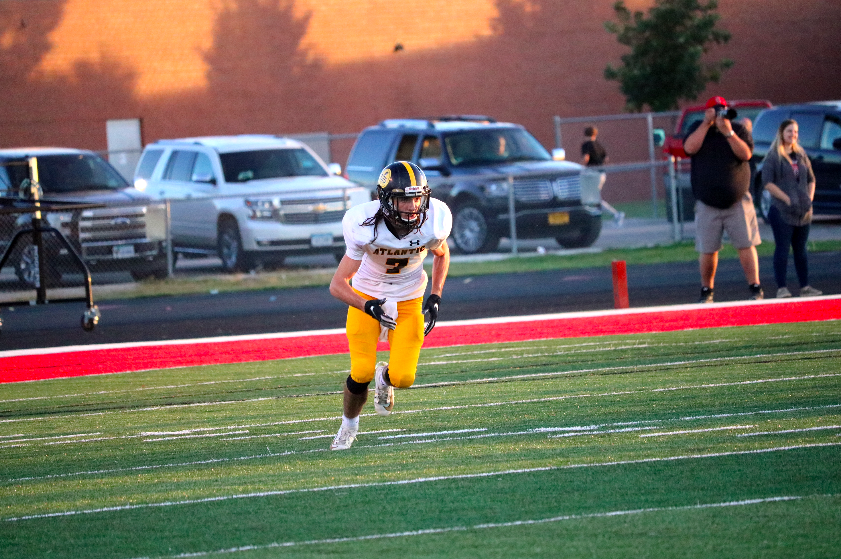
[{"x1": 2, "y1": 114, "x2": 691, "y2": 296}]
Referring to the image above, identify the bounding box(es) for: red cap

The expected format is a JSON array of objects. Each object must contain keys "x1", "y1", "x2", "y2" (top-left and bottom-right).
[{"x1": 705, "y1": 96, "x2": 728, "y2": 108}]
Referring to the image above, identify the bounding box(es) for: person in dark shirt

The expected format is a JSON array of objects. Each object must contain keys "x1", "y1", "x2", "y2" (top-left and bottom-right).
[
  {"x1": 684, "y1": 96, "x2": 763, "y2": 303},
  {"x1": 581, "y1": 126, "x2": 608, "y2": 166},
  {"x1": 581, "y1": 126, "x2": 623, "y2": 225}
]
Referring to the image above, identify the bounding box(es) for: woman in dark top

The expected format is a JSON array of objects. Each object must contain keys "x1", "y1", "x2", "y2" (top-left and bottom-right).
[{"x1": 761, "y1": 119, "x2": 822, "y2": 298}]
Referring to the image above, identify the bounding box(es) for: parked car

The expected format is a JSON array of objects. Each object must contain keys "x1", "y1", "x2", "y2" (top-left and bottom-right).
[
  {"x1": 663, "y1": 100, "x2": 773, "y2": 221},
  {"x1": 750, "y1": 101, "x2": 841, "y2": 220},
  {"x1": 134, "y1": 135, "x2": 368, "y2": 271},
  {"x1": 344, "y1": 117, "x2": 602, "y2": 254},
  {"x1": 0, "y1": 147, "x2": 167, "y2": 286}
]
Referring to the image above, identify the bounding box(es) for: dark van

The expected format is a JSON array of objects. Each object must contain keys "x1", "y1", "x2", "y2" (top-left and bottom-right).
[{"x1": 345, "y1": 117, "x2": 603, "y2": 254}]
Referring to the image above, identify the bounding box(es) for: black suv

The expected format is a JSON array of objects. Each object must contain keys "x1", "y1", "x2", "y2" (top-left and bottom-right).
[
  {"x1": 345, "y1": 117, "x2": 602, "y2": 254},
  {"x1": 751, "y1": 102, "x2": 841, "y2": 219}
]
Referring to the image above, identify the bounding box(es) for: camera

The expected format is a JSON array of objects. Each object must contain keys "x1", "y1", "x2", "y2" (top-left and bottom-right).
[{"x1": 716, "y1": 106, "x2": 738, "y2": 120}]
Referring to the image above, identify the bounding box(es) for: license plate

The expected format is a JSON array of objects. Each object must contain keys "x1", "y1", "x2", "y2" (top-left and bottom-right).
[
  {"x1": 310, "y1": 233, "x2": 333, "y2": 247},
  {"x1": 113, "y1": 245, "x2": 135, "y2": 258},
  {"x1": 548, "y1": 212, "x2": 570, "y2": 225}
]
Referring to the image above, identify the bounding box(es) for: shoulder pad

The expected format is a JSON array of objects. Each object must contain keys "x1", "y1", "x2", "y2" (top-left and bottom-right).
[
  {"x1": 343, "y1": 201, "x2": 379, "y2": 246},
  {"x1": 429, "y1": 198, "x2": 453, "y2": 240}
]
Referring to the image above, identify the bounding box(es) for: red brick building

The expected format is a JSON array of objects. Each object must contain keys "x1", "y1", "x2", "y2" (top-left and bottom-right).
[{"x1": 1, "y1": 0, "x2": 839, "y2": 200}]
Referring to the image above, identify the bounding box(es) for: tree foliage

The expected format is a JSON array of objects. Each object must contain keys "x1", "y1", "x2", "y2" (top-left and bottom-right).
[{"x1": 604, "y1": 0, "x2": 733, "y2": 112}]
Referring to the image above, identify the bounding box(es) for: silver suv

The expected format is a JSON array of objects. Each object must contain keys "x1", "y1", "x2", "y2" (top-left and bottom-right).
[
  {"x1": 0, "y1": 148, "x2": 167, "y2": 286},
  {"x1": 134, "y1": 135, "x2": 368, "y2": 271}
]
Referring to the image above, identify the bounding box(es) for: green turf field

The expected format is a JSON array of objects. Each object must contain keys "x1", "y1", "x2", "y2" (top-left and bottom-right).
[{"x1": 1, "y1": 321, "x2": 840, "y2": 558}]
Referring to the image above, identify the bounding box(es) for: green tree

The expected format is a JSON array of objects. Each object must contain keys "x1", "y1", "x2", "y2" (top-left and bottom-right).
[{"x1": 604, "y1": 0, "x2": 733, "y2": 112}]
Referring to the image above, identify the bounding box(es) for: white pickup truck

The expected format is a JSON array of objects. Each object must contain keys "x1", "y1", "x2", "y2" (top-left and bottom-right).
[{"x1": 134, "y1": 135, "x2": 368, "y2": 272}]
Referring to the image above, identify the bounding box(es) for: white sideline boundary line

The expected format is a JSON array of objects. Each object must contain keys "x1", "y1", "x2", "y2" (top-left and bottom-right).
[
  {"x1": 0, "y1": 332, "x2": 830, "y2": 404},
  {"x1": 6, "y1": 402, "x2": 840, "y2": 483},
  {"x1": 2, "y1": 363, "x2": 839, "y2": 428},
  {"x1": 131, "y1": 494, "x2": 839, "y2": 558},
  {"x1": 5, "y1": 441, "x2": 840, "y2": 523},
  {"x1": 2, "y1": 296, "x2": 839, "y2": 359}
]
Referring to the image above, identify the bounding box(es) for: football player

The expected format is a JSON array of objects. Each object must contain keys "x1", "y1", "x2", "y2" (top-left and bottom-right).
[{"x1": 329, "y1": 161, "x2": 452, "y2": 450}]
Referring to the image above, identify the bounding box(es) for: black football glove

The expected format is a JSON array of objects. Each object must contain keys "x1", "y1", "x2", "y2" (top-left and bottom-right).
[
  {"x1": 364, "y1": 298, "x2": 396, "y2": 330},
  {"x1": 423, "y1": 294, "x2": 441, "y2": 337}
]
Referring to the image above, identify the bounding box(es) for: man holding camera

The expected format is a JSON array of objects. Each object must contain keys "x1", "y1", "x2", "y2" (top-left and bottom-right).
[{"x1": 684, "y1": 95, "x2": 763, "y2": 303}]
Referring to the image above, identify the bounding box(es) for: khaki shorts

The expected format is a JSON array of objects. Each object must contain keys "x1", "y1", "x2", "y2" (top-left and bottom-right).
[{"x1": 694, "y1": 194, "x2": 761, "y2": 253}]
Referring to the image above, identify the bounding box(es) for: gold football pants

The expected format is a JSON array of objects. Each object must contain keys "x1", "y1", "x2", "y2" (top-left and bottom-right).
[{"x1": 346, "y1": 290, "x2": 424, "y2": 388}]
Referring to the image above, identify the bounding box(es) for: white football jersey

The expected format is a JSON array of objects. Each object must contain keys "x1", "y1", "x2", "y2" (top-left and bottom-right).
[{"x1": 343, "y1": 198, "x2": 452, "y2": 301}]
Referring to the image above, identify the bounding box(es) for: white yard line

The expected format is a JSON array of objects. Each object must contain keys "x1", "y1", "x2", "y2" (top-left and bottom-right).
[
  {"x1": 299, "y1": 428, "x2": 404, "y2": 441},
  {"x1": 738, "y1": 425, "x2": 841, "y2": 437},
  {"x1": 0, "y1": 333, "x2": 819, "y2": 404},
  {"x1": 3, "y1": 402, "x2": 840, "y2": 484},
  {"x1": 378, "y1": 428, "x2": 487, "y2": 439},
  {"x1": 130, "y1": 494, "x2": 837, "y2": 558},
  {"x1": 5, "y1": 443, "x2": 839, "y2": 523},
  {"x1": 1, "y1": 432, "x2": 100, "y2": 444},
  {"x1": 640, "y1": 425, "x2": 755, "y2": 437},
  {"x1": 144, "y1": 431, "x2": 249, "y2": 442},
  {"x1": 220, "y1": 430, "x2": 325, "y2": 441},
  {"x1": 4, "y1": 349, "x2": 840, "y2": 427}
]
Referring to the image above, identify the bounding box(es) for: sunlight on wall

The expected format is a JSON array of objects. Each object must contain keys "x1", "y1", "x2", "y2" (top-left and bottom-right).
[
  {"x1": 33, "y1": 0, "x2": 215, "y2": 96},
  {"x1": 301, "y1": 0, "x2": 498, "y2": 64},
  {"x1": 33, "y1": 0, "x2": 498, "y2": 97}
]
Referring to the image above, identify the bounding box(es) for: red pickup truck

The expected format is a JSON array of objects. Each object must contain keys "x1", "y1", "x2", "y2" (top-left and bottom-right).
[
  {"x1": 663, "y1": 99, "x2": 773, "y2": 159},
  {"x1": 662, "y1": 99, "x2": 772, "y2": 221}
]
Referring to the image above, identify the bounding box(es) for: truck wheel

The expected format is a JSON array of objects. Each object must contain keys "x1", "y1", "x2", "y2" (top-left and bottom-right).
[
  {"x1": 758, "y1": 189, "x2": 773, "y2": 222},
  {"x1": 556, "y1": 216, "x2": 602, "y2": 249},
  {"x1": 81, "y1": 306, "x2": 100, "y2": 332},
  {"x1": 218, "y1": 220, "x2": 251, "y2": 272},
  {"x1": 14, "y1": 244, "x2": 40, "y2": 287},
  {"x1": 14, "y1": 243, "x2": 61, "y2": 287},
  {"x1": 452, "y1": 204, "x2": 499, "y2": 254},
  {"x1": 130, "y1": 266, "x2": 168, "y2": 281}
]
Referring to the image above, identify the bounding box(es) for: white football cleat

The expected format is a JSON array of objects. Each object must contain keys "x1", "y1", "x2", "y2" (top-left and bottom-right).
[
  {"x1": 330, "y1": 423, "x2": 358, "y2": 451},
  {"x1": 374, "y1": 361, "x2": 394, "y2": 416}
]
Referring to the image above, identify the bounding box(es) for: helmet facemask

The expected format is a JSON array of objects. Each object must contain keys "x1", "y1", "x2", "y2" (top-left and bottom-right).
[
  {"x1": 381, "y1": 186, "x2": 430, "y2": 237},
  {"x1": 374, "y1": 162, "x2": 431, "y2": 239}
]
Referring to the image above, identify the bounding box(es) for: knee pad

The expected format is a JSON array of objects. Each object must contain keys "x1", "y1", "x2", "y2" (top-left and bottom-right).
[
  {"x1": 386, "y1": 366, "x2": 415, "y2": 389},
  {"x1": 346, "y1": 375, "x2": 370, "y2": 395}
]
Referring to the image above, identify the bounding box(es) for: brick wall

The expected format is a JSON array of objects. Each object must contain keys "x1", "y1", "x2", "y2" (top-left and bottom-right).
[{"x1": 1, "y1": 0, "x2": 839, "y2": 202}]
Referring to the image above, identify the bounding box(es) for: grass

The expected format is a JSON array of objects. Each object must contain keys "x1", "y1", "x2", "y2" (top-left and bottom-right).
[{"x1": 1, "y1": 320, "x2": 840, "y2": 558}]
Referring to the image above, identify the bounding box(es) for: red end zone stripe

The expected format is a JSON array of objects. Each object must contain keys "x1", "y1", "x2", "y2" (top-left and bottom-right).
[{"x1": 2, "y1": 298, "x2": 839, "y2": 383}]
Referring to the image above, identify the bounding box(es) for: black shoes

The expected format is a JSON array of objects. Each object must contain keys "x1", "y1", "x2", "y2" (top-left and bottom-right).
[{"x1": 698, "y1": 284, "x2": 763, "y2": 303}]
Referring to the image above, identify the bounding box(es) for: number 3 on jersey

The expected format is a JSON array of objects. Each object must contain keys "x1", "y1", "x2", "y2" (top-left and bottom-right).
[{"x1": 385, "y1": 258, "x2": 409, "y2": 274}]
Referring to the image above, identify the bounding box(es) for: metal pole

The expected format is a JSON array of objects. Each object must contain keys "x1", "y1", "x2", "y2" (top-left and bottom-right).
[
  {"x1": 507, "y1": 174, "x2": 518, "y2": 255},
  {"x1": 165, "y1": 199, "x2": 174, "y2": 278},
  {"x1": 646, "y1": 112, "x2": 658, "y2": 219},
  {"x1": 553, "y1": 116, "x2": 562, "y2": 150},
  {"x1": 668, "y1": 156, "x2": 681, "y2": 242},
  {"x1": 28, "y1": 157, "x2": 47, "y2": 303}
]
